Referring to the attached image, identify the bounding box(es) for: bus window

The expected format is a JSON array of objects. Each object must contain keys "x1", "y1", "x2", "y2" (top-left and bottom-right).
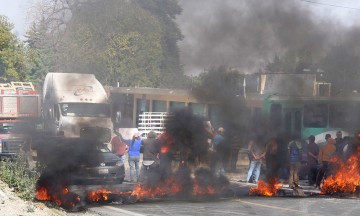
[
  {"x1": 270, "y1": 103, "x2": 282, "y2": 128},
  {"x1": 304, "y1": 104, "x2": 328, "y2": 128},
  {"x1": 329, "y1": 104, "x2": 348, "y2": 128},
  {"x1": 294, "y1": 111, "x2": 301, "y2": 134},
  {"x1": 330, "y1": 103, "x2": 360, "y2": 129},
  {"x1": 285, "y1": 112, "x2": 291, "y2": 134}
]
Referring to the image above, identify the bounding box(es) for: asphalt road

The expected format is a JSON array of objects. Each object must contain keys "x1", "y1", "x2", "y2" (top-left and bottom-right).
[
  {"x1": 69, "y1": 182, "x2": 360, "y2": 216},
  {"x1": 85, "y1": 195, "x2": 360, "y2": 216}
]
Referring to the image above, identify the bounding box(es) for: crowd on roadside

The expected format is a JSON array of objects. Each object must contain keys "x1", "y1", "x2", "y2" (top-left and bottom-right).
[
  {"x1": 244, "y1": 130, "x2": 360, "y2": 189},
  {"x1": 109, "y1": 124, "x2": 242, "y2": 183},
  {"x1": 110, "y1": 124, "x2": 360, "y2": 189}
]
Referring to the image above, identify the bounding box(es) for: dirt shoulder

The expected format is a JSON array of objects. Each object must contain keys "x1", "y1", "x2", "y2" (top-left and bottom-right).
[{"x1": 0, "y1": 180, "x2": 66, "y2": 216}]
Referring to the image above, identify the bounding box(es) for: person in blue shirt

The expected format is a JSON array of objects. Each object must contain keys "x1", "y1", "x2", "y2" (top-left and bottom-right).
[{"x1": 128, "y1": 131, "x2": 142, "y2": 182}]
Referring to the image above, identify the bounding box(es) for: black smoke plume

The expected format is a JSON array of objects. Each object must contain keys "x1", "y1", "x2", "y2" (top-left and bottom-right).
[{"x1": 177, "y1": 0, "x2": 339, "y2": 74}]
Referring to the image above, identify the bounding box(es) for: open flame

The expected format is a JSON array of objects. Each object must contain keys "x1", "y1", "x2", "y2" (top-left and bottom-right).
[
  {"x1": 192, "y1": 178, "x2": 216, "y2": 196},
  {"x1": 87, "y1": 178, "x2": 182, "y2": 202},
  {"x1": 35, "y1": 186, "x2": 80, "y2": 207},
  {"x1": 86, "y1": 175, "x2": 223, "y2": 204},
  {"x1": 321, "y1": 149, "x2": 360, "y2": 194},
  {"x1": 249, "y1": 179, "x2": 281, "y2": 196}
]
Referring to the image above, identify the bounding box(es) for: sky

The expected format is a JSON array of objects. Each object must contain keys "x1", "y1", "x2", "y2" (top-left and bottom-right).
[
  {"x1": 1, "y1": 0, "x2": 360, "y2": 74},
  {"x1": 0, "y1": 0, "x2": 35, "y2": 39}
]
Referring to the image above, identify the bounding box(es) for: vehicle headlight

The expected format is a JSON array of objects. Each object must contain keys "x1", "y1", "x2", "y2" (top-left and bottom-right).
[{"x1": 115, "y1": 160, "x2": 124, "y2": 167}]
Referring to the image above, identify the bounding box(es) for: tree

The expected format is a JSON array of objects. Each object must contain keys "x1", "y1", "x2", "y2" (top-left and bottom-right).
[
  {"x1": 0, "y1": 16, "x2": 28, "y2": 81},
  {"x1": 27, "y1": 0, "x2": 186, "y2": 88}
]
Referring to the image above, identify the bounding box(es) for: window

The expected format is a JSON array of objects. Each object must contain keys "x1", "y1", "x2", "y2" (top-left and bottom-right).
[
  {"x1": 329, "y1": 103, "x2": 360, "y2": 129},
  {"x1": 60, "y1": 103, "x2": 110, "y2": 118},
  {"x1": 152, "y1": 100, "x2": 167, "y2": 112},
  {"x1": 54, "y1": 104, "x2": 60, "y2": 121},
  {"x1": 270, "y1": 103, "x2": 282, "y2": 128},
  {"x1": 303, "y1": 104, "x2": 328, "y2": 128},
  {"x1": 169, "y1": 101, "x2": 185, "y2": 112},
  {"x1": 188, "y1": 103, "x2": 205, "y2": 116}
]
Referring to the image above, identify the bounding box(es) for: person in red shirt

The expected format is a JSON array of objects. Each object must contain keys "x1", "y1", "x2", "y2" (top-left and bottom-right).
[{"x1": 111, "y1": 129, "x2": 128, "y2": 163}]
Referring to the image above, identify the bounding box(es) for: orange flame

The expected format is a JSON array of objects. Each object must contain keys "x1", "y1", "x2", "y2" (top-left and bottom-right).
[
  {"x1": 35, "y1": 186, "x2": 80, "y2": 207},
  {"x1": 160, "y1": 145, "x2": 170, "y2": 154},
  {"x1": 35, "y1": 186, "x2": 52, "y2": 201},
  {"x1": 131, "y1": 178, "x2": 181, "y2": 199},
  {"x1": 87, "y1": 178, "x2": 182, "y2": 203},
  {"x1": 192, "y1": 179, "x2": 216, "y2": 196},
  {"x1": 322, "y1": 151, "x2": 360, "y2": 194},
  {"x1": 87, "y1": 189, "x2": 113, "y2": 202},
  {"x1": 249, "y1": 180, "x2": 281, "y2": 196}
]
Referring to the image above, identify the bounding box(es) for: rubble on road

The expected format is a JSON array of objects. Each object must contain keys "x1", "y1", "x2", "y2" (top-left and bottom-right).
[{"x1": 0, "y1": 180, "x2": 66, "y2": 216}]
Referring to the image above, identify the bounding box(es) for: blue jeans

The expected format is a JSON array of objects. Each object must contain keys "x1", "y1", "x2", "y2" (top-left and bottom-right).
[
  {"x1": 117, "y1": 154, "x2": 127, "y2": 164},
  {"x1": 246, "y1": 160, "x2": 261, "y2": 183},
  {"x1": 128, "y1": 156, "x2": 140, "y2": 182}
]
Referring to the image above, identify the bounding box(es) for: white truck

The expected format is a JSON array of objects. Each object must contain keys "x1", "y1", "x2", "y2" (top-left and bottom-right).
[{"x1": 42, "y1": 73, "x2": 113, "y2": 143}]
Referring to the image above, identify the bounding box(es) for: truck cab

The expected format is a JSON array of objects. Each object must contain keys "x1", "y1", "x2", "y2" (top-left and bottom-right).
[{"x1": 42, "y1": 73, "x2": 113, "y2": 144}]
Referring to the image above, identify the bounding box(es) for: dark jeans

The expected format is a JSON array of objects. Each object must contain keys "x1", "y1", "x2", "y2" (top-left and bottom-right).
[
  {"x1": 308, "y1": 164, "x2": 318, "y2": 185},
  {"x1": 229, "y1": 148, "x2": 240, "y2": 171},
  {"x1": 315, "y1": 161, "x2": 331, "y2": 187}
]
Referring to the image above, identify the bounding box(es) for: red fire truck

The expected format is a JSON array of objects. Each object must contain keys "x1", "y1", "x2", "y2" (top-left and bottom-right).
[{"x1": 0, "y1": 82, "x2": 40, "y2": 161}]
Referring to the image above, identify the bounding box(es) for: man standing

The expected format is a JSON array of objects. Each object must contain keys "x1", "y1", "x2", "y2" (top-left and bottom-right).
[
  {"x1": 140, "y1": 131, "x2": 161, "y2": 185},
  {"x1": 335, "y1": 131, "x2": 345, "y2": 159},
  {"x1": 307, "y1": 135, "x2": 319, "y2": 186},
  {"x1": 213, "y1": 127, "x2": 226, "y2": 177},
  {"x1": 246, "y1": 138, "x2": 265, "y2": 184},
  {"x1": 111, "y1": 129, "x2": 128, "y2": 163},
  {"x1": 315, "y1": 137, "x2": 336, "y2": 189},
  {"x1": 288, "y1": 135, "x2": 303, "y2": 189}
]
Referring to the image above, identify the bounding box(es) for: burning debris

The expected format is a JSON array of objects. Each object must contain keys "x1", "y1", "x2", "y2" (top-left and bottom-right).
[
  {"x1": 321, "y1": 147, "x2": 360, "y2": 195},
  {"x1": 35, "y1": 185, "x2": 81, "y2": 208},
  {"x1": 249, "y1": 179, "x2": 281, "y2": 197},
  {"x1": 34, "y1": 109, "x2": 231, "y2": 210}
]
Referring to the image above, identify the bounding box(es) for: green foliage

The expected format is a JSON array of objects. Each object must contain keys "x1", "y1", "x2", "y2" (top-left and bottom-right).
[
  {"x1": 0, "y1": 16, "x2": 28, "y2": 81},
  {"x1": 27, "y1": 0, "x2": 186, "y2": 88},
  {"x1": 0, "y1": 154, "x2": 39, "y2": 200}
]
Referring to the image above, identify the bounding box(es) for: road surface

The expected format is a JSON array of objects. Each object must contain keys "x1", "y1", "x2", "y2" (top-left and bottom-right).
[{"x1": 66, "y1": 181, "x2": 360, "y2": 216}]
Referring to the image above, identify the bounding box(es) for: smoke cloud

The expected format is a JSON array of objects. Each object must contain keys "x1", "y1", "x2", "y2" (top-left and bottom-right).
[{"x1": 177, "y1": 0, "x2": 345, "y2": 74}]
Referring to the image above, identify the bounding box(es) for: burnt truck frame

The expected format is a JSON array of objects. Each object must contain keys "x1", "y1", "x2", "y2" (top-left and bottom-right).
[{"x1": 42, "y1": 73, "x2": 113, "y2": 144}]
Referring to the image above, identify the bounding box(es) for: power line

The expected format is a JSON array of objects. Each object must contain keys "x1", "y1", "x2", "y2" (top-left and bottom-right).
[{"x1": 299, "y1": 0, "x2": 360, "y2": 11}]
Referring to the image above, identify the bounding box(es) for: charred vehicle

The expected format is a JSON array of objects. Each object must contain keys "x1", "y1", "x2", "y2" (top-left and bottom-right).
[
  {"x1": 36, "y1": 137, "x2": 125, "y2": 186},
  {"x1": 42, "y1": 73, "x2": 113, "y2": 144}
]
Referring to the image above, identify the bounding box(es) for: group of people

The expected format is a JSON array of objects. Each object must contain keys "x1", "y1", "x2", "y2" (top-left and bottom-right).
[
  {"x1": 245, "y1": 130, "x2": 360, "y2": 189},
  {"x1": 111, "y1": 129, "x2": 160, "y2": 183},
  {"x1": 110, "y1": 125, "x2": 241, "y2": 183}
]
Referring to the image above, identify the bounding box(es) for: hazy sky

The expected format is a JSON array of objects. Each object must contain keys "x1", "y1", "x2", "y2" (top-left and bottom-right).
[{"x1": 1, "y1": 0, "x2": 360, "y2": 74}]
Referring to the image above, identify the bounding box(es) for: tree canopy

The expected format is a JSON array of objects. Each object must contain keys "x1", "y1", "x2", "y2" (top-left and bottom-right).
[
  {"x1": 26, "y1": 0, "x2": 185, "y2": 88},
  {"x1": 0, "y1": 16, "x2": 28, "y2": 81}
]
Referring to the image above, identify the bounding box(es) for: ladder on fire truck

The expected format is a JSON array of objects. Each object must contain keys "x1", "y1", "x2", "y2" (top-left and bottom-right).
[
  {"x1": 0, "y1": 82, "x2": 36, "y2": 94},
  {"x1": 138, "y1": 112, "x2": 167, "y2": 138}
]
